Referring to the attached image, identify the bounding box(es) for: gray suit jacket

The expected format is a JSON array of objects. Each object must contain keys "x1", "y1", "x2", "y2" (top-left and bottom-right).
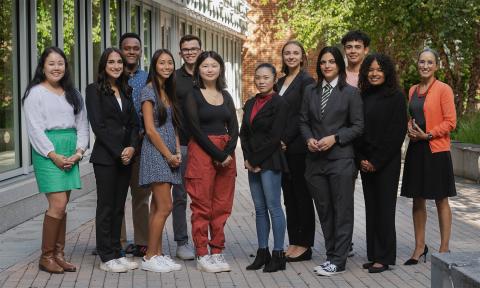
[{"x1": 299, "y1": 83, "x2": 364, "y2": 160}]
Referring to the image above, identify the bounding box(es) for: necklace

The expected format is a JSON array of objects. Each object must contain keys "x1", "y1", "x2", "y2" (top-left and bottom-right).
[{"x1": 416, "y1": 79, "x2": 436, "y2": 97}]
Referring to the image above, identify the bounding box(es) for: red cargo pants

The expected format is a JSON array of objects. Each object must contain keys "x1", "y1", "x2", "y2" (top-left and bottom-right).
[{"x1": 185, "y1": 135, "x2": 236, "y2": 256}]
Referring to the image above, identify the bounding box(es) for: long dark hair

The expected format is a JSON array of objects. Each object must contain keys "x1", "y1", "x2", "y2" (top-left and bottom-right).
[
  {"x1": 146, "y1": 49, "x2": 179, "y2": 127},
  {"x1": 316, "y1": 46, "x2": 347, "y2": 91},
  {"x1": 281, "y1": 40, "x2": 307, "y2": 75},
  {"x1": 193, "y1": 51, "x2": 227, "y2": 91},
  {"x1": 22, "y1": 46, "x2": 83, "y2": 114},
  {"x1": 358, "y1": 53, "x2": 400, "y2": 97},
  {"x1": 96, "y1": 47, "x2": 132, "y2": 99}
]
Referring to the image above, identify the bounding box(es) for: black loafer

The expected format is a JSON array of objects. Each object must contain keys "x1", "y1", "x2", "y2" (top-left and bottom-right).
[
  {"x1": 368, "y1": 264, "x2": 389, "y2": 273},
  {"x1": 286, "y1": 247, "x2": 312, "y2": 262},
  {"x1": 362, "y1": 262, "x2": 373, "y2": 269}
]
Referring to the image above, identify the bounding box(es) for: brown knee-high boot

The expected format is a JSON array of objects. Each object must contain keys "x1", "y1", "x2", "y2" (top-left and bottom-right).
[
  {"x1": 39, "y1": 213, "x2": 64, "y2": 274},
  {"x1": 54, "y1": 213, "x2": 76, "y2": 272}
]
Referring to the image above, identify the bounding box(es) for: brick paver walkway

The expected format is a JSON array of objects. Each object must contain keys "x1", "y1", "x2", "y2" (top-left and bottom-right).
[{"x1": 0, "y1": 147, "x2": 479, "y2": 287}]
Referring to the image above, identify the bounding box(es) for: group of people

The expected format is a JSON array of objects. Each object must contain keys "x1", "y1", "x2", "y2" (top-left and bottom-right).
[{"x1": 23, "y1": 29, "x2": 457, "y2": 277}]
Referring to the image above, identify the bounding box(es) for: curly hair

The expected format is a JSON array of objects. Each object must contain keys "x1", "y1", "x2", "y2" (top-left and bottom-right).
[
  {"x1": 96, "y1": 47, "x2": 132, "y2": 100},
  {"x1": 358, "y1": 53, "x2": 399, "y2": 96},
  {"x1": 341, "y1": 30, "x2": 371, "y2": 47}
]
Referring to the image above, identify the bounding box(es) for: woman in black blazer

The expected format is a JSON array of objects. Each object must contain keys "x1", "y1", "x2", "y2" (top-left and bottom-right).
[
  {"x1": 240, "y1": 63, "x2": 288, "y2": 272},
  {"x1": 86, "y1": 48, "x2": 139, "y2": 273},
  {"x1": 276, "y1": 40, "x2": 316, "y2": 261},
  {"x1": 355, "y1": 53, "x2": 407, "y2": 273}
]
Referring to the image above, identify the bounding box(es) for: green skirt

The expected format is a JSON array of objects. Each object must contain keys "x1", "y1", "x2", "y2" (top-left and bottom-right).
[{"x1": 32, "y1": 128, "x2": 82, "y2": 193}]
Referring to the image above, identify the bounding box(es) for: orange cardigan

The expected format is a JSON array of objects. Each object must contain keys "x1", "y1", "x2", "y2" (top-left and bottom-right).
[{"x1": 408, "y1": 80, "x2": 456, "y2": 153}]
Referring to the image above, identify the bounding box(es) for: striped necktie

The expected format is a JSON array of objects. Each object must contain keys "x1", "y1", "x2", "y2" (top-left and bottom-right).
[{"x1": 320, "y1": 83, "x2": 333, "y2": 115}]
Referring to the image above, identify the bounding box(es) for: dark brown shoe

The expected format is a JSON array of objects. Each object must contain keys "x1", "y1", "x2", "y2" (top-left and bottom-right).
[
  {"x1": 39, "y1": 213, "x2": 64, "y2": 274},
  {"x1": 54, "y1": 213, "x2": 76, "y2": 272}
]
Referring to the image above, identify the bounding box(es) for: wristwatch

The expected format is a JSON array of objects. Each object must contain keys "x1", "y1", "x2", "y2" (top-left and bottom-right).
[
  {"x1": 334, "y1": 134, "x2": 340, "y2": 144},
  {"x1": 426, "y1": 133, "x2": 433, "y2": 141},
  {"x1": 75, "y1": 152, "x2": 84, "y2": 160}
]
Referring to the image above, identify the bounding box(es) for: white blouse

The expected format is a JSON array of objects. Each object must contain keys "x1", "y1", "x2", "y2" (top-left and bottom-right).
[
  {"x1": 23, "y1": 84, "x2": 89, "y2": 157},
  {"x1": 279, "y1": 84, "x2": 288, "y2": 96}
]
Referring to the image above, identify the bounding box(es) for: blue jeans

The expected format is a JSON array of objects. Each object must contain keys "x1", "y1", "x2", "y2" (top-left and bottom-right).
[{"x1": 248, "y1": 170, "x2": 286, "y2": 251}]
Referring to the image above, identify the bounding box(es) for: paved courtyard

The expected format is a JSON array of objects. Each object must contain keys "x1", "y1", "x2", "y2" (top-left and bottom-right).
[{"x1": 0, "y1": 147, "x2": 479, "y2": 288}]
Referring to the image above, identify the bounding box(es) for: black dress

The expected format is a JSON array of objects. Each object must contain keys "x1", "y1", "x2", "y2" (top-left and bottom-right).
[{"x1": 400, "y1": 90, "x2": 456, "y2": 199}]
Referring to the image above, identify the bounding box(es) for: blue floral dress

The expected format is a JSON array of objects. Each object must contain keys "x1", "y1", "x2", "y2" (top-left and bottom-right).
[{"x1": 139, "y1": 85, "x2": 181, "y2": 186}]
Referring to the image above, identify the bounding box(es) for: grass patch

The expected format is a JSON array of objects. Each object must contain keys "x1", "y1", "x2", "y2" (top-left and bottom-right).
[{"x1": 452, "y1": 112, "x2": 480, "y2": 144}]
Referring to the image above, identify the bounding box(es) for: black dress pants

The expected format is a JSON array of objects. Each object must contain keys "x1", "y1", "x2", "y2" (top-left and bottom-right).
[
  {"x1": 282, "y1": 153, "x2": 315, "y2": 247},
  {"x1": 94, "y1": 163, "x2": 132, "y2": 263},
  {"x1": 361, "y1": 153, "x2": 400, "y2": 265},
  {"x1": 305, "y1": 157, "x2": 356, "y2": 270}
]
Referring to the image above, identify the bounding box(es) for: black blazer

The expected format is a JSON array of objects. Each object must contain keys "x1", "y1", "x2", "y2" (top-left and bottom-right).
[
  {"x1": 299, "y1": 83, "x2": 364, "y2": 160},
  {"x1": 240, "y1": 93, "x2": 289, "y2": 172},
  {"x1": 86, "y1": 83, "x2": 139, "y2": 165},
  {"x1": 355, "y1": 88, "x2": 407, "y2": 170},
  {"x1": 277, "y1": 70, "x2": 315, "y2": 154}
]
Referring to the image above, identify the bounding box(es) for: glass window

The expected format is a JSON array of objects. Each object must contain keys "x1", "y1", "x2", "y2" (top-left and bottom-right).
[
  {"x1": 203, "y1": 30, "x2": 207, "y2": 49},
  {"x1": 0, "y1": 0, "x2": 20, "y2": 174},
  {"x1": 109, "y1": 0, "x2": 119, "y2": 47},
  {"x1": 188, "y1": 24, "x2": 192, "y2": 35},
  {"x1": 92, "y1": 0, "x2": 102, "y2": 80},
  {"x1": 131, "y1": 5, "x2": 140, "y2": 34},
  {"x1": 211, "y1": 32, "x2": 214, "y2": 50},
  {"x1": 36, "y1": 0, "x2": 55, "y2": 57},
  {"x1": 162, "y1": 14, "x2": 172, "y2": 50},
  {"x1": 180, "y1": 22, "x2": 186, "y2": 37},
  {"x1": 143, "y1": 9, "x2": 151, "y2": 71},
  {"x1": 63, "y1": 0, "x2": 76, "y2": 84}
]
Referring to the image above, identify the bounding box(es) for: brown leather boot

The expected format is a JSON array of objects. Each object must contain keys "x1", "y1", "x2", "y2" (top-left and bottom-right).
[
  {"x1": 39, "y1": 213, "x2": 64, "y2": 274},
  {"x1": 54, "y1": 213, "x2": 76, "y2": 272}
]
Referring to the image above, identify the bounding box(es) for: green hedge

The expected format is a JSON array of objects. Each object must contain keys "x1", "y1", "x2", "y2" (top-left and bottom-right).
[{"x1": 452, "y1": 113, "x2": 480, "y2": 145}]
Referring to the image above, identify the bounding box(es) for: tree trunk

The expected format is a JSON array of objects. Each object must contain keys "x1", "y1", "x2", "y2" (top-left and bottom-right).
[
  {"x1": 466, "y1": 23, "x2": 480, "y2": 114},
  {"x1": 438, "y1": 45, "x2": 464, "y2": 115}
]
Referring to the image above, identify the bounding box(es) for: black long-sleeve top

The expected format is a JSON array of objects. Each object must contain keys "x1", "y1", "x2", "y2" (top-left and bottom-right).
[
  {"x1": 354, "y1": 87, "x2": 408, "y2": 171},
  {"x1": 184, "y1": 87, "x2": 239, "y2": 162},
  {"x1": 175, "y1": 65, "x2": 194, "y2": 146}
]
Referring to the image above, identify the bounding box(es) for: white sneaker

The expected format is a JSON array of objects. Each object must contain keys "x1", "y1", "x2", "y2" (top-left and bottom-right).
[
  {"x1": 176, "y1": 243, "x2": 195, "y2": 260},
  {"x1": 315, "y1": 263, "x2": 345, "y2": 276},
  {"x1": 162, "y1": 255, "x2": 182, "y2": 271},
  {"x1": 141, "y1": 255, "x2": 172, "y2": 273},
  {"x1": 196, "y1": 255, "x2": 222, "y2": 273},
  {"x1": 313, "y1": 261, "x2": 331, "y2": 272},
  {"x1": 211, "y1": 254, "x2": 231, "y2": 272},
  {"x1": 116, "y1": 257, "x2": 139, "y2": 270},
  {"x1": 99, "y1": 259, "x2": 128, "y2": 273}
]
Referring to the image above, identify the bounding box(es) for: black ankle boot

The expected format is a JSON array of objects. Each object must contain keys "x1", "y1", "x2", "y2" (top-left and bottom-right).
[
  {"x1": 246, "y1": 248, "x2": 271, "y2": 270},
  {"x1": 263, "y1": 250, "x2": 286, "y2": 273}
]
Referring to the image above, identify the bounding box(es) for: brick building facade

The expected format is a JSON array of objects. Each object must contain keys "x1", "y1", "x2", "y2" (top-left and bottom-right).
[{"x1": 241, "y1": 0, "x2": 319, "y2": 103}]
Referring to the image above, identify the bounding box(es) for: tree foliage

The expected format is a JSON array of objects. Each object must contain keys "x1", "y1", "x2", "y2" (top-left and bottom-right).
[
  {"x1": 0, "y1": 0, "x2": 14, "y2": 126},
  {"x1": 273, "y1": 0, "x2": 480, "y2": 115}
]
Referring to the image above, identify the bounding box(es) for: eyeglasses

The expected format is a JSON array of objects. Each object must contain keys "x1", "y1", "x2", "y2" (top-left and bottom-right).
[
  {"x1": 418, "y1": 60, "x2": 436, "y2": 67},
  {"x1": 181, "y1": 47, "x2": 201, "y2": 54}
]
